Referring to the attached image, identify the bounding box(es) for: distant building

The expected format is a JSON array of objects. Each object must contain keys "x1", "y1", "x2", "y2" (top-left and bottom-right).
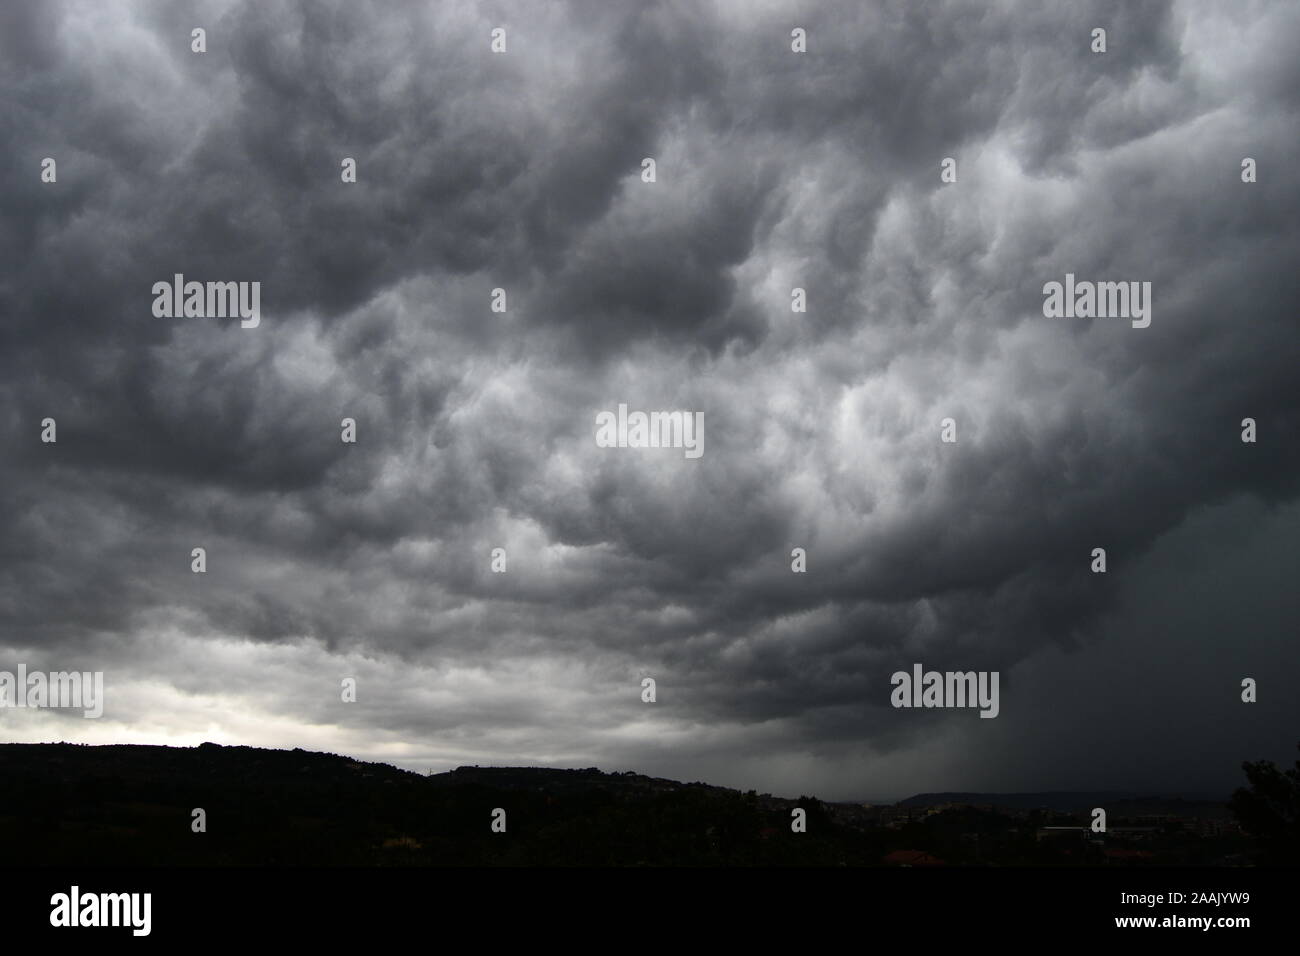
[
  {"x1": 883, "y1": 850, "x2": 945, "y2": 866},
  {"x1": 1036, "y1": 826, "x2": 1088, "y2": 843},
  {"x1": 1104, "y1": 848, "x2": 1154, "y2": 862}
]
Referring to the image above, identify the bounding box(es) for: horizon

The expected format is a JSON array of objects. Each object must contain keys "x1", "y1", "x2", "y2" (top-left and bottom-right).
[{"x1": 0, "y1": 739, "x2": 1241, "y2": 806}]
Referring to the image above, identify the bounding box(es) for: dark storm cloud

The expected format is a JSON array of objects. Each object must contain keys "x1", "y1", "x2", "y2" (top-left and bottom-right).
[{"x1": 1, "y1": 0, "x2": 1297, "y2": 798}]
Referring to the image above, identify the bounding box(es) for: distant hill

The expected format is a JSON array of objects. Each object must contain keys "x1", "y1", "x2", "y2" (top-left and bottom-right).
[
  {"x1": 0, "y1": 743, "x2": 1247, "y2": 865},
  {"x1": 897, "y1": 792, "x2": 1231, "y2": 816},
  {"x1": 0, "y1": 742, "x2": 871, "y2": 866}
]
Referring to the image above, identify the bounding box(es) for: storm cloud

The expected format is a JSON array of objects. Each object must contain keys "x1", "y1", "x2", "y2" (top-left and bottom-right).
[{"x1": 1, "y1": 0, "x2": 1297, "y2": 800}]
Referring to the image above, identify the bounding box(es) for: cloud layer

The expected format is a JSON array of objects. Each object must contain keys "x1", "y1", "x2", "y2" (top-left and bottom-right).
[{"x1": 2, "y1": 0, "x2": 1297, "y2": 799}]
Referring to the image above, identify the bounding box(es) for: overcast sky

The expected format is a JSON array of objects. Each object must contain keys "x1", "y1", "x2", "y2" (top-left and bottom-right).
[{"x1": 1, "y1": 0, "x2": 1297, "y2": 801}]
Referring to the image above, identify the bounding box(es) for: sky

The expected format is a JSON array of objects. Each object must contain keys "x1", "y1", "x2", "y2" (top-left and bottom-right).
[{"x1": 1, "y1": 0, "x2": 1297, "y2": 802}]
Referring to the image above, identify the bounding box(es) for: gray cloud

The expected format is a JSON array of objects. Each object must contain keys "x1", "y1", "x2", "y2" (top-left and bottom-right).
[{"x1": 1, "y1": 0, "x2": 1297, "y2": 800}]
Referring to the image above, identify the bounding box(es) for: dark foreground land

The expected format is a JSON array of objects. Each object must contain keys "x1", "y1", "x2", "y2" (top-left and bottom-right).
[{"x1": 0, "y1": 742, "x2": 1256, "y2": 866}]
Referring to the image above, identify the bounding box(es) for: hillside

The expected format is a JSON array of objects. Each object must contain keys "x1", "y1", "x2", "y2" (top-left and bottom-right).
[
  {"x1": 0, "y1": 742, "x2": 867, "y2": 865},
  {"x1": 0, "y1": 743, "x2": 1250, "y2": 866}
]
